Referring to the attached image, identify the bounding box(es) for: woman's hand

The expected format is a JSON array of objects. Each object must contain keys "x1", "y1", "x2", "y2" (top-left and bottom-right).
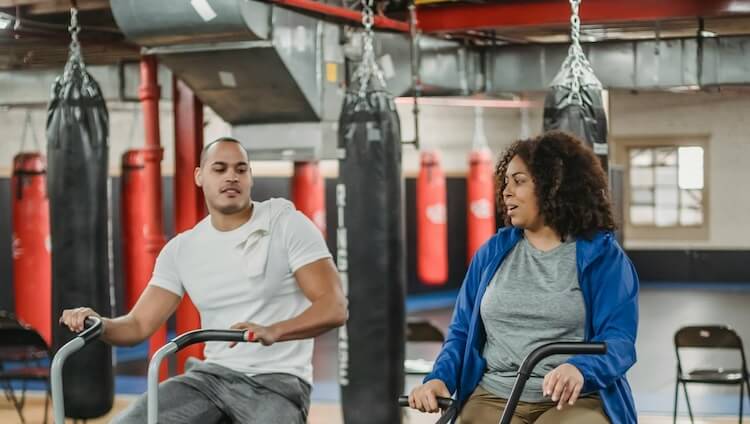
[
  {"x1": 408, "y1": 379, "x2": 450, "y2": 413},
  {"x1": 543, "y1": 363, "x2": 584, "y2": 410}
]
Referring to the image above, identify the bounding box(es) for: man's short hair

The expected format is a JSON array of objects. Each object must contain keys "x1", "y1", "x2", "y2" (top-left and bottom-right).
[{"x1": 199, "y1": 137, "x2": 248, "y2": 166}]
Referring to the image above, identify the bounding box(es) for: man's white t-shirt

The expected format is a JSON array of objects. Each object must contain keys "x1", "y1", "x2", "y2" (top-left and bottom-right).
[{"x1": 148, "y1": 198, "x2": 332, "y2": 384}]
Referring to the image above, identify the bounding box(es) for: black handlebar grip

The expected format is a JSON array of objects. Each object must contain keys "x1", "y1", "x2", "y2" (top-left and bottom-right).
[{"x1": 398, "y1": 395, "x2": 454, "y2": 410}]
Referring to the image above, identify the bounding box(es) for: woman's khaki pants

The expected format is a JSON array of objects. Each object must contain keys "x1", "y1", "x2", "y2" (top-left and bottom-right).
[{"x1": 458, "y1": 386, "x2": 610, "y2": 424}]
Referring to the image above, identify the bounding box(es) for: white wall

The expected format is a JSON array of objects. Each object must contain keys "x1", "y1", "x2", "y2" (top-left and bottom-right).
[
  {"x1": 0, "y1": 101, "x2": 231, "y2": 178},
  {"x1": 397, "y1": 90, "x2": 750, "y2": 250},
  {"x1": 1, "y1": 88, "x2": 748, "y2": 249},
  {"x1": 397, "y1": 102, "x2": 527, "y2": 177},
  {"x1": 609, "y1": 90, "x2": 750, "y2": 250}
]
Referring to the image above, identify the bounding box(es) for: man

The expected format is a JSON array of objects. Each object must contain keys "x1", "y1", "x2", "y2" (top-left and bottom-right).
[{"x1": 60, "y1": 137, "x2": 347, "y2": 423}]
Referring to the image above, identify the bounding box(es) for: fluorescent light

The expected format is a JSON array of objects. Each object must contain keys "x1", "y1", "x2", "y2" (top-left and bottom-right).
[
  {"x1": 394, "y1": 96, "x2": 535, "y2": 108},
  {"x1": 0, "y1": 15, "x2": 12, "y2": 30},
  {"x1": 667, "y1": 85, "x2": 701, "y2": 93}
]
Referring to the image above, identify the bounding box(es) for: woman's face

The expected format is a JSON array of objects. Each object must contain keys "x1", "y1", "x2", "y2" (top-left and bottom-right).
[{"x1": 502, "y1": 155, "x2": 543, "y2": 230}]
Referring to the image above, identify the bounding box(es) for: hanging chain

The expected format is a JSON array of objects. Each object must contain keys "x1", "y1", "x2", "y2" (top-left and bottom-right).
[
  {"x1": 354, "y1": 0, "x2": 386, "y2": 97},
  {"x1": 64, "y1": 6, "x2": 85, "y2": 79},
  {"x1": 569, "y1": 0, "x2": 581, "y2": 48},
  {"x1": 565, "y1": 0, "x2": 590, "y2": 104}
]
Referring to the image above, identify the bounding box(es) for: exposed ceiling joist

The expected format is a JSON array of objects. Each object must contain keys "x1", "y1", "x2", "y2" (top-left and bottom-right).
[
  {"x1": 0, "y1": 0, "x2": 110, "y2": 14},
  {"x1": 0, "y1": 0, "x2": 51, "y2": 6},
  {"x1": 27, "y1": 0, "x2": 110, "y2": 14}
]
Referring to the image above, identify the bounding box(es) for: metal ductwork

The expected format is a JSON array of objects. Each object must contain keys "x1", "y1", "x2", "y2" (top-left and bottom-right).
[
  {"x1": 111, "y1": 0, "x2": 348, "y2": 160},
  {"x1": 356, "y1": 32, "x2": 482, "y2": 96},
  {"x1": 108, "y1": 1, "x2": 750, "y2": 160},
  {"x1": 487, "y1": 35, "x2": 750, "y2": 92},
  {"x1": 111, "y1": 0, "x2": 342, "y2": 125}
]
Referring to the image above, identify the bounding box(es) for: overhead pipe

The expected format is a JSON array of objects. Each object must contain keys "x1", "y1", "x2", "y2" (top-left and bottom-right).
[
  {"x1": 266, "y1": 0, "x2": 409, "y2": 32},
  {"x1": 415, "y1": 0, "x2": 750, "y2": 34},
  {"x1": 172, "y1": 77, "x2": 207, "y2": 374},
  {"x1": 402, "y1": 3, "x2": 421, "y2": 149},
  {"x1": 137, "y1": 54, "x2": 168, "y2": 380}
]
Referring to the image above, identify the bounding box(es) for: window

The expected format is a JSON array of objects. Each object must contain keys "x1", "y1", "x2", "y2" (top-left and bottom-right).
[{"x1": 628, "y1": 146, "x2": 704, "y2": 227}]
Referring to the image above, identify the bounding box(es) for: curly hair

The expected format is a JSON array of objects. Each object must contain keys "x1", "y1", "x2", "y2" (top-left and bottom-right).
[{"x1": 495, "y1": 131, "x2": 615, "y2": 239}]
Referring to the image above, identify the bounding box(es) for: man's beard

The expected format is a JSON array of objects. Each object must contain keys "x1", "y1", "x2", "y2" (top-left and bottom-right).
[{"x1": 214, "y1": 200, "x2": 250, "y2": 215}]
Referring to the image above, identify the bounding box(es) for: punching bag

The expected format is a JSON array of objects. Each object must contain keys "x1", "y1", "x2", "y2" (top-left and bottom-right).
[
  {"x1": 543, "y1": 0, "x2": 608, "y2": 171},
  {"x1": 11, "y1": 152, "x2": 52, "y2": 346},
  {"x1": 121, "y1": 150, "x2": 148, "y2": 311},
  {"x1": 337, "y1": 86, "x2": 405, "y2": 422},
  {"x1": 466, "y1": 148, "x2": 496, "y2": 263},
  {"x1": 47, "y1": 32, "x2": 114, "y2": 418},
  {"x1": 291, "y1": 161, "x2": 326, "y2": 235},
  {"x1": 416, "y1": 151, "x2": 448, "y2": 285}
]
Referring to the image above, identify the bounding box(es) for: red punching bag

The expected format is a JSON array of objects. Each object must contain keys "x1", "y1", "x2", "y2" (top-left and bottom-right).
[
  {"x1": 467, "y1": 148, "x2": 497, "y2": 263},
  {"x1": 121, "y1": 149, "x2": 168, "y2": 379},
  {"x1": 122, "y1": 150, "x2": 149, "y2": 310},
  {"x1": 291, "y1": 161, "x2": 326, "y2": 235},
  {"x1": 416, "y1": 151, "x2": 448, "y2": 285},
  {"x1": 11, "y1": 152, "x2": 52, "y2": 346}
]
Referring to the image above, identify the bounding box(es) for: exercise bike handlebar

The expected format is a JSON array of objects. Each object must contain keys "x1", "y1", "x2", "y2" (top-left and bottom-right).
[
  {"x1": 400, "y1": 341, "x2": 606, "y2": 424},
  {"x1": 147, "y1": 329, "x2": 254, "y2": 424},
  {"x1": 51, "y1": 316, "x2": 103, "y2": 424},
  {"x1": 499, "y1": 341, "x2": 606, "y2": 424}
]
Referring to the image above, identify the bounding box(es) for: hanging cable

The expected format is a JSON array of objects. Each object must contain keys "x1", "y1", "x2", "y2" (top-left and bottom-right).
[{"x1": 404, "y1": 2, "x2": 421, "y2": 148}]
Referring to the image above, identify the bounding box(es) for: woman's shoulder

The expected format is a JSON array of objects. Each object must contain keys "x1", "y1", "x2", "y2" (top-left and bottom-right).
[{"x1": 471, "y1": 226, "x2": 522, "y2": 263}]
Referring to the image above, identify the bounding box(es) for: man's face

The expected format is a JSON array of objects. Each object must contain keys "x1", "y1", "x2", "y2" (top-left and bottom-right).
[{"x1": 195, "y1": 141, "x2": 253, "y2": 215}]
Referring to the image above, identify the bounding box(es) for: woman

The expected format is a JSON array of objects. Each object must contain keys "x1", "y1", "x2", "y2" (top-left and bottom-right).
[{"x1": 408, "y1": 131, "x2": 639, "y2": 423}]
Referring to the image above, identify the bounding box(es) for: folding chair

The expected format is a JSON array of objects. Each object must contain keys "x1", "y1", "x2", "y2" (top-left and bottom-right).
[
  {"x1": 673, "y1": 325, "x2": 750, "y2": 424},
  {"x1": 404, "y1": 317, "x2": 445, "y2": 375},
  {"x1": 0, "y1": 311, "x2": 51, "y2": 424}
]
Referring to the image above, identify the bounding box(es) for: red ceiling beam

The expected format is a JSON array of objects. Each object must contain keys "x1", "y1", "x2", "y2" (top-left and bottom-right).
[
  {"x1": 416, "y1": 0, "x2": 750, "y2": 33},
  {"x1": 270, "y1": 0, "x2": 409, "y2": 32}
]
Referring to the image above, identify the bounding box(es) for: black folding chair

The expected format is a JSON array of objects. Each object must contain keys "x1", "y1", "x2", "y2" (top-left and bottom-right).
[
  {"x1": 673, "y1": 325, "x2": 750, "y2": 424},
  {"x1": 405, "y1": 318, "x2": 445, "y2": 375},
  {"x1": 0, "y1": 311, "x2": 51, "y2": 424}
]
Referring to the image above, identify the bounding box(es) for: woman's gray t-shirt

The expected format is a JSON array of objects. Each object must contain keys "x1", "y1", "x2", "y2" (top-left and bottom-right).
[{"x1": 479, "y1": 237, "x2": 585, "y2": 402}]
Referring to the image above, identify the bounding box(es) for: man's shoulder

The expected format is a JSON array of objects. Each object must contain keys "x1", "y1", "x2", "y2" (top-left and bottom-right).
[
  {"x1": 167, "y1": 216, "x2": 211, "y2": 247},
  {"x1": 262, "y1": 197, "x2": 296, "y2": 218}
]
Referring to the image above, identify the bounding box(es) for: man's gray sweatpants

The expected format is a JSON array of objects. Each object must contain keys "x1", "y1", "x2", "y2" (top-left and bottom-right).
[{"x1": 111, "y1": 362, "x2": 310, "y2": 424}]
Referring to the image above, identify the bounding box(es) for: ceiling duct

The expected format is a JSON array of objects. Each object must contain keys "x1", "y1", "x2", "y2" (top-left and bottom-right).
[
  {"x1": 487, "y1": 35, "x2": 750, "y2": 92},
  {"x1": 111, "y1": 0, "x2": 348, "y2": 160},
  {"x1": 111, "y1": 0, "x2": 343, "y2": 125}
]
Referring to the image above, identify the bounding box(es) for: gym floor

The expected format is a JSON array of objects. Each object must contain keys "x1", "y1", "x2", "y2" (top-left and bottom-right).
[{"x1": 3, "y1": 281, "x2": 748, "y2": 423}]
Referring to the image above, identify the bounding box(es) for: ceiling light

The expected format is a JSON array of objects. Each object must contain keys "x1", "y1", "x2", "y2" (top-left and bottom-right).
[
  {"x1": 0, "y1": 14, "x2": 12, "y2": 30},
  {"x1": 699, "y1": 30, "x2": 717, "y2": 38},
  {"x1": 395, "y1": 96, "x2": 535, "y2": 109}
]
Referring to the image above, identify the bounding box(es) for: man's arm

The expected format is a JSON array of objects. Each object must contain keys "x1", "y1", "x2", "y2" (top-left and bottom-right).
[
  {"x1": 59, "y1": 285, "x2": 182, "y2": 347},
  {"x1": 230, "y1": 257, "x2": 347, "y2": 345}
]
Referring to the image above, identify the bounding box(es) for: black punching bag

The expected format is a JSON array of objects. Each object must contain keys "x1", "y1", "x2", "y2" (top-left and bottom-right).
[
  {"x1": 543, "y1": 8, "x2": 609, "y2": 171},
  {"x1": 47, "y1": 50, "x2": 114, "y2": 417},
  {"x1": 542, "y1": 66, "x2": 608, "y2": 170},
  {"x1": 337, "y1": 87, "x2": 406, "y2": 423}
]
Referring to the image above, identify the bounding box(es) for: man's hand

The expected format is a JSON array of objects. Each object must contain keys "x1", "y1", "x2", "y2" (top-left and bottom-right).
[
  {"x1": 59, "y1": 307, "x2": 102, "y2": 333},
  {"x1": 228, "y1": 322, "x2": 280, "y2": 347},
  {"x1": 543, "y1": 363, "x2": 585, "y2": 410}
]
